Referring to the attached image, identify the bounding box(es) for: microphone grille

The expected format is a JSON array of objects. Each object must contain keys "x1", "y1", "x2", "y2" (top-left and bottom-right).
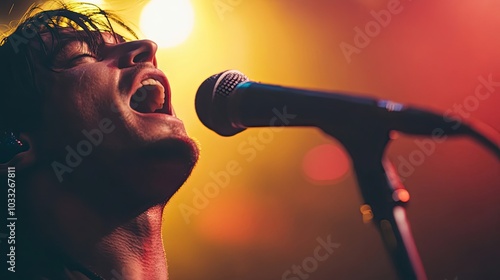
[{"x1": 214, "y1": 70, "x2": 249, "y2": 97}]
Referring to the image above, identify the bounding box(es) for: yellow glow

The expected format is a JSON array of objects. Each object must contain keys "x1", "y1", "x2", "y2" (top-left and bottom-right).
[
  {"x1": 139, "y1": 0, "x2": 194, "y2": 48},
  {"x1": 69, "y1": 0, "x2": 103, "y2": 6}
]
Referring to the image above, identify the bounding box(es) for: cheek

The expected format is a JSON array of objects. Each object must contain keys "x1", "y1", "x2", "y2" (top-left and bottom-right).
[
  {"x1": 50, "y1": 68, "x2": 117, "y2": 122},
  {"x1": 38, "y1": 67, "x2": 120, "y2": 148}
]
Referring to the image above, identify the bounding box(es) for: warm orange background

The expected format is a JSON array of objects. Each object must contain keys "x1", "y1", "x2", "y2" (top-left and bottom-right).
[{"x1": 2, "y1": 0, "x2": 499, "y2": 279}]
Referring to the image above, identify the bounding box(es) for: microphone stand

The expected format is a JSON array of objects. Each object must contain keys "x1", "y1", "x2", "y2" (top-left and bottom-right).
[{"x1": 321, "y1": 125, "x2": 428, "y2": 280}]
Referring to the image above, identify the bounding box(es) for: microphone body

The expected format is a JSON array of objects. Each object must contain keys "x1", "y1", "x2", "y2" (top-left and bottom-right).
[
  {"x1": 196, "y1": 70, "x2": 466, "y2": 139},
  {"x1": 229, "y1": 82, "x2": 381, "y2": 128}
]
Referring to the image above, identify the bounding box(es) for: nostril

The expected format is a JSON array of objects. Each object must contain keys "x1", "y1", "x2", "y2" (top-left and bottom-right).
[{"x1": 133, "y1": 52, "x2": 152, "y2": 63}]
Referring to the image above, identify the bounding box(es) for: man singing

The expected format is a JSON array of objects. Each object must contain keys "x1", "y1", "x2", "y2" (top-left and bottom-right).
[{"x1": 0, "y1": 2, "x2": 199, "y2": 279}]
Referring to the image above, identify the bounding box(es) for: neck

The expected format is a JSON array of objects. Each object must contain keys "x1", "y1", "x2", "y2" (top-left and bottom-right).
[
  {"x1": 79, "y1": 205, "x2": 169, "y2": 280},
  {"x1": 23, "y1": 171, "x2": 169, "y2": 280}
]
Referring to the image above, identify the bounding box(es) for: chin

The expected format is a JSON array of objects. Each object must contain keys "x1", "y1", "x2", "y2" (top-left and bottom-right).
[{"x1": 108, "y1": 136, "x2": 200, "y2": 206}]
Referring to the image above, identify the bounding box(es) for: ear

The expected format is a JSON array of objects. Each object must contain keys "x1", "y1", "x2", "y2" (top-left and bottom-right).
[{"x1": 0, "y1": 132, "x2": 36, "y2": 172}]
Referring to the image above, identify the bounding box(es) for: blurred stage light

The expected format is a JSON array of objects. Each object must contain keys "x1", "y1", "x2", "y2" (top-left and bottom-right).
[
  {"x1": 302, "y1": 144, "x2": 350, "y2": 184},
  {"x1": 393, "y1": 189, "x2": 410, "y2": 203},
  {"x1": 139, "y1": 0, "x2": 194, "y2": 48}
]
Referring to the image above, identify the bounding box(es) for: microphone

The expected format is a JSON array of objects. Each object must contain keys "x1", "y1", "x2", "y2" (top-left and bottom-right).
[{"x1": 195, "y1": 70, "x2": 500, "y2": 157}]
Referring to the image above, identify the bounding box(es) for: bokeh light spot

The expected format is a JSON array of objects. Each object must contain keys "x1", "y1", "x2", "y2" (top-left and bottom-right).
[
  {"x1": 302, "y1": 144, "x2": 350, "y2": 183},
  {"x1": 393, "y1": 189, "x2": 410, "y2": 203}
]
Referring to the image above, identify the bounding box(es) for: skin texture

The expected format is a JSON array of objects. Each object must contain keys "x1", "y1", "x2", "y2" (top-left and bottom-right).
[{"x1": 3, "y1": 30, "x2": 199, "y2": 279}]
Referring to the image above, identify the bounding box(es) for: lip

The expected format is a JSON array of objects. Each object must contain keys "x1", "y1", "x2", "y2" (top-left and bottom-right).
[
  {"x1": 131, "y1": 111, "x2": 183, "y2": 122},
  {"x1": 129, "y1": 68, "x2": 172, "y2": 115}
]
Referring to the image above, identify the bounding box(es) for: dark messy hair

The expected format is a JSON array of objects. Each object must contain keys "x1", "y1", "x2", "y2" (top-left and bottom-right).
[{"x1": 0, "y1": 1, "x2": 138, "y2": 162}]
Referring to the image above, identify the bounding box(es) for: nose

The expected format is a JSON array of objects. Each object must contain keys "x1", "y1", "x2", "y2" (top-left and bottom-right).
[{"x1": 114, "y1": 39, "x2": 158, "y2": 68}]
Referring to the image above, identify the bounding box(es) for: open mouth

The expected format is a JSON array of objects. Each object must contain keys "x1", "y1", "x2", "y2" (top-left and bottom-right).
[{"x1": 130, "y1": 77, "x2": 171, "y2": 115}]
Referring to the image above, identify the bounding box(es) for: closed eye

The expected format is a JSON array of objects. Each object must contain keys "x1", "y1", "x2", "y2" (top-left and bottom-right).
[{"x1": 69, "y1": 53, "x2": 99, "y2": 65}]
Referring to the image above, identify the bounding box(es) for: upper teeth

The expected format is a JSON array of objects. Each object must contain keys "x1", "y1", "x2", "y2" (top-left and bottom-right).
[
  {"x1": 133, "y1": 78, "x2": 166, "y2": 112},
  {"x1": 141, "y1": 78, "x2": 163, "y2": 89},
  {"x1": 140, "y1": 78, "x2": 165, "y2": 105}
]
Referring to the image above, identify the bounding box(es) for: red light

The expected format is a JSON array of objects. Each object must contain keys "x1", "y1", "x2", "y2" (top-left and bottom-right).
[
  {"x1": 393, "y1": 189, "x2": 410, "y2": 203},
  {"x1": 302, "y1": 144, "x2": 350, "y2": 184}
]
